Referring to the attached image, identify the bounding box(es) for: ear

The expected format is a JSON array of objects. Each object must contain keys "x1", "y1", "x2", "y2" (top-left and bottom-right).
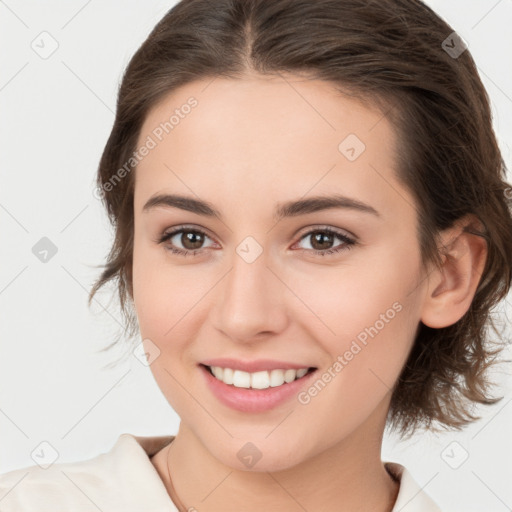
[{"x1": 420, "y1": 214, "x2": 488, "y2": 329}]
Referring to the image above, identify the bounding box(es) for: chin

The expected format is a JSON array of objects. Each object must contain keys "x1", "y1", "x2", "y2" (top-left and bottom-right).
[{"x1": 204, "y1": 434, "x2": 309, "y2": 474}]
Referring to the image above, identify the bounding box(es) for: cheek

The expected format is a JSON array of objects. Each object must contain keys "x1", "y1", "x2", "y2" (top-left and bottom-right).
[
  {"x1": 330, "y1": 299, "x2": 414, "y2": 392},
  {"x1": 132, "y1": 239, "x2": 213, "y2": 350},
  {"x1": 132, "y1": 239, "x2": 177, "y2": 340},
  {"x1": 132, "y1": 242, "x2": 205, "y2": 411},
  {"x1": 286, "y1": 246, "x2": 420, "y2": 399},
  {"x1": 292, "y1": 296, "x2": 417, "y2": 447},
  {"x1": 282, "y1": 242, "x2": 420, "y2": 344}
]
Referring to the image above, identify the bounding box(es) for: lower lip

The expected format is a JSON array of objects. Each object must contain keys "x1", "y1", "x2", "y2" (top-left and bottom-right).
[{"x1": 199, "y1": 364, "x2": 317, "y2": 413}]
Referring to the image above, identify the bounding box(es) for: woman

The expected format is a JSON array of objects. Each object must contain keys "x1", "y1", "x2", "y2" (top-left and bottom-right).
[{"x1": 1, "y1": 0, "x2": 511, "y2": 510}]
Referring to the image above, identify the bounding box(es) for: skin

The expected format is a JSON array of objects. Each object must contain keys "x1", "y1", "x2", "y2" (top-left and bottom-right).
[{"x1": 129, "y1": 73, "x2": 487, "y2": 512}]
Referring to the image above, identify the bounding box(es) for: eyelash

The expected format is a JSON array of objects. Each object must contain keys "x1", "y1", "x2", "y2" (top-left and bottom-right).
[{"x1": 156, "y1": 225, "x2": 357, "y2": 258}]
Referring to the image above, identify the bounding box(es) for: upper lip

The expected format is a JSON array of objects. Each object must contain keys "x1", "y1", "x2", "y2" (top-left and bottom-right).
[{"x1": 200, "y1": 358, "x2": 316, "y2": 373}]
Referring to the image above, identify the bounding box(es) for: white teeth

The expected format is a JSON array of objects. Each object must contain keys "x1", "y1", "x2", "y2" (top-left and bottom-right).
[
  {"x1": 296, "y1": 368, "x2": 308, "y2": 378},
  {"x1": 208, "y1": 366, "x2": 311, "y2": 389},
  {"x1": 269, "y1": 369, "x2": 285, "y2": 387},
  {"x1": 223, "y1": 367, "x2": 234, "y2": 385},
  {"x1": 284, "y1": 369, "x2": 296, "y2": 383},
  {"x1": 232, "y1": 370, "x2": 251, "y2": 388},
  {"x1": 211, "y1": 366, "x2": 223, "y2": 380},
  {"x1": 250, "y1": 371, "x2": 270, "y2": 389}
]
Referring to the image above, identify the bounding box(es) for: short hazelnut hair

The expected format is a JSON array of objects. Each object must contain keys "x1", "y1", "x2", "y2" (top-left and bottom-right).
[{"x1": 89, "y1": 0, "x2": 512, "y2": 439}]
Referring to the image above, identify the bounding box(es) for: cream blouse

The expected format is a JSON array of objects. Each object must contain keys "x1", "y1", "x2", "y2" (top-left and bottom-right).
[{"x1": 0, "y1": 433, "x2": 443, "y2": 511}]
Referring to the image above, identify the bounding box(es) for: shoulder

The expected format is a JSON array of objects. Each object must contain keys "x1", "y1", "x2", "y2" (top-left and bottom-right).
[
  {"x1": 0, "y1": 433, "x2": 176, "y2": 512},
  {"x1": 385, "y1": 461, "x2": 444, "y2": 512}
]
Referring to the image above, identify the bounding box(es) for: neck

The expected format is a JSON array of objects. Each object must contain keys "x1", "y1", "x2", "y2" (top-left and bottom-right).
[{"x1": 152, "y1": 412, "x2": 399, "y2": 512}]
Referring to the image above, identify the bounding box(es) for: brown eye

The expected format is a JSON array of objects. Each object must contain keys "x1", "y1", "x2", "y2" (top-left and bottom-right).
[
  {"x1": 309, "y1": 231, "x2": 336, "y2": 251},
  {"x1": 179, "y1": 230, "x2": 205, "y2": 250},
  {"x1": 294, "y1": 227, "x2": 356, "y2": 257},
  {"x1": 158, "y1": 226, "x2": 216, "y2": 256}
]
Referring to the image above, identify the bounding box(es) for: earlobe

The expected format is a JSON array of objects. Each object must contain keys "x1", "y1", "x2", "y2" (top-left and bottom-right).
[{"x1": 420, "y1": 215, "x2": 488, "y2": 329}]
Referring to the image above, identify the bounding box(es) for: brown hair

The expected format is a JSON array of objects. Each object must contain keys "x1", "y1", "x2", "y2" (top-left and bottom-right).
[{"x1": 88, "y1": 0, "x2": 512, "y2": 439}]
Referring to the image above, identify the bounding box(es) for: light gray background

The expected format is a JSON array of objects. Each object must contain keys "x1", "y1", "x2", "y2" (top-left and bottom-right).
[{"x1": 1, "y1": 1, "x2": 511, "y2": 511}]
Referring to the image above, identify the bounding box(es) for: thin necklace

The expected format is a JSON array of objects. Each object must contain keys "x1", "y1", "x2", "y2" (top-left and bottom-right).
[{"x1": 165, "y1": 442, "x2": 188, "y2": 512}]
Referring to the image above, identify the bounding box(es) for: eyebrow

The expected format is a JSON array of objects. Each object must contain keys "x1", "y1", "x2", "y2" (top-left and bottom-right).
[{"x1": 142, "y1": 193, "x2": 381, "y2": 221}]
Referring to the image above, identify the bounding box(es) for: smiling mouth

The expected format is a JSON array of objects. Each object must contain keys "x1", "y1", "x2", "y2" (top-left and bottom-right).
[{"x1": 200, "y1": 364, "x2": 317, "y2": 390}]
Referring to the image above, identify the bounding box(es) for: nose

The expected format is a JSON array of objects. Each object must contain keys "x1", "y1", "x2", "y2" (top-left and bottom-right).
[{"x1": 212, "y1": 245, "x2": 289, "y2": 343}]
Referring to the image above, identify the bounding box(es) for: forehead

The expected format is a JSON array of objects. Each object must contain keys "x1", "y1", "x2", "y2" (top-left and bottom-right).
[{"x1": 133, "y1": 74, "x2": 409, "y2": 218}]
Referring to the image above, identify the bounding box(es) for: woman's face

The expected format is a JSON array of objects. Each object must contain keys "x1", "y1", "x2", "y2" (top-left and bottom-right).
[{"x1": 131, "y1": 74, "x2": 427, "y2": 471}]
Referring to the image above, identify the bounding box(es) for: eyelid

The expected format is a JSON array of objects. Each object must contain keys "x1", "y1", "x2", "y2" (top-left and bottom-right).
[
  {"x1": 158, "y1": 223, "x2": 357, "y2": 246},
  {"x1": 156, "y1": 223, "x2": 217, "y2": 243},
  {"x1": 293, "y1": 224, "x2": 358, "y2": 242},
  {"x1": 157, "y1": 223, "x2": 359, "y2": 263}
]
